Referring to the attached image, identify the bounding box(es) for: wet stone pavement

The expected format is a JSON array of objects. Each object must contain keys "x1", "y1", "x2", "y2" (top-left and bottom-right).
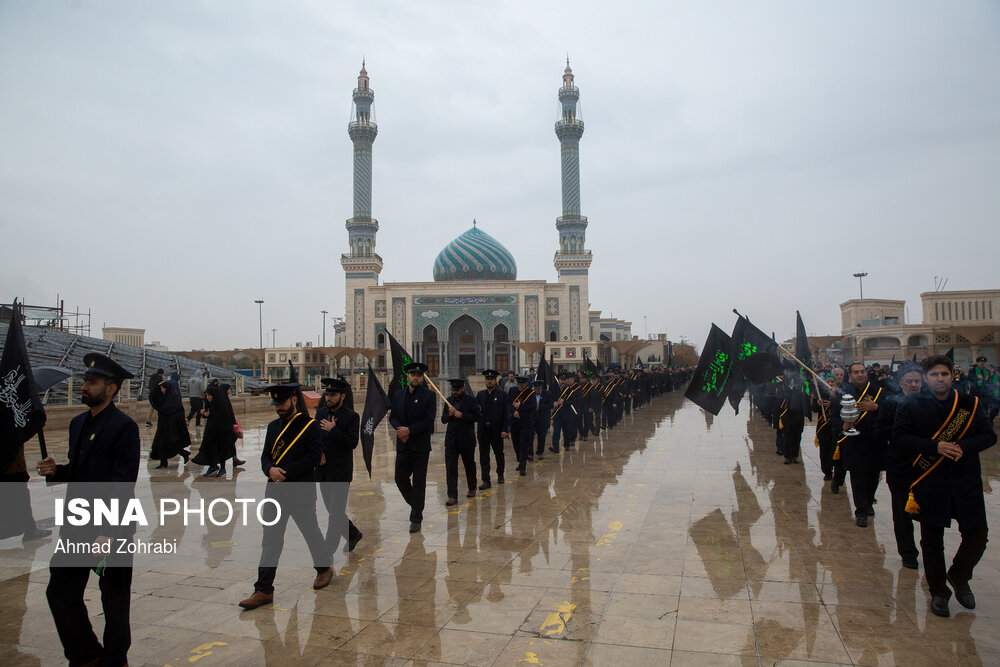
[{"x1": 2, "y1": 389, "x2": 999, "y2": 666}]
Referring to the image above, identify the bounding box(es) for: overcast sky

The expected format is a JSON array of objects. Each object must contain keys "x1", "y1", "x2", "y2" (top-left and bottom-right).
[{"x1": 2, "y1": 1, "x2": 998, "y2": 351}]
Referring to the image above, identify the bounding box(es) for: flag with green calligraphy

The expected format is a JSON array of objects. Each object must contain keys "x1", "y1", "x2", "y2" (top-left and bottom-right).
[
  {"x1": 727, "y1": 316, "x2": 783, "y2": 414},
  {"x1": 793, "y1": 311, "x2": 814, "y2": 419},
  {"x1": 386, "y1": 331, "x2": 413, "y2": 400},
  {"x1": 685, "y1": 324, "x2": 734, "y2": 415}
]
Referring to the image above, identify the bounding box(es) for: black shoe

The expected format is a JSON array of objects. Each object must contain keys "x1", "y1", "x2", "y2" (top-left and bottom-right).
[
  {"x1": 497, "y1": 476, "x2": 504, "y2": 484},
  {"x1": 21, "y1": 527, "x2": 52, "y2": 542},
  {"x1": 549, "y1": 447, "x2": 559, "y2": 453},
  {"x1": 566, "y1": 443, "x2": 574, "y2": 448},
  {"x1": 233, "y1": 458, "x2": 246, "y2": 467},
  {"x1": 792, "y1": 458, "x2": 799, "y2": 464},
  {"x1": 216, "y1": 467, "x2": 226, "y2": 477},
  {"x1": 479, "y1": 481, "x2": 492, "y2": 490},
  {"x1": 866, "y1": 509, "x2": 875, "y2": 517},
  {"x1": 947, "y1": 573, "x2": 976, "y2": 609},
  {"x1": 155, "y1": 463, "x2": 168, "y2": 469},
  {"x1": 823, "y1": 473, "x2": 833, "y2": 481},
  {"x1": 931, "y1": 595, "x2": 951, "y2": 617},
  {"x1": 527, "y1": 456, "x2": 533, "y2": 462},
  {"x1": 784, "y1": 457, "x2": 792, "y2": 465},
  {"x1": 408, "y1": 522, "x2": 421, "y2": 533},
  {"x1": 902, "y1": 557, "x2": 919, "y2": 570},
  {"x1": 831, "y1": 484, "x2": 840, "y2": 494},
  {"x1": 181, "y1": 450, "x2": 190, "y2": 464},
  {"x1": 855, "y1": 516, "x2": 868, "y2": 527},
  {"x1": 348, "y1": 531, "x2": 363, "y2": 552},
  {"x1": 204, "y1": 466, "x2": 219, "y2": 477},
  {"x1": 776, "y1": 450, "x2": 784, "y2": 456},
  {"x1": 519, "y1": 469, "x2": 526, "y2": 476},
  {"x1": 536, "y1": 454, "x2": 544, "y2": 460}
]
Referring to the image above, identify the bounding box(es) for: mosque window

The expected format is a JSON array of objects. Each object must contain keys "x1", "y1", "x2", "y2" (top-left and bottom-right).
[{"x1": 549, "y1": 331, "x2": 557, "y2": 342}]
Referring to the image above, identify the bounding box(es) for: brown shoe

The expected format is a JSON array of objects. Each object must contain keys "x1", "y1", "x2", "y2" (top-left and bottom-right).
[
  {"x1": 313, "y1": 567, "x2": 333, "y2": 590},
  {"x1": 466, "y1": 490, "x2": 476, "y2": 498},
  {"x1": 445, "y1": 498, "x2": 457, "y2": 506},
  {"x1": 238, "y1": 590, "x2": 273, "y2": 609}
]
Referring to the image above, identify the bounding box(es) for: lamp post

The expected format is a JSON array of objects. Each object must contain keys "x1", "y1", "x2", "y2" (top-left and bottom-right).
[
  {"x1": 852, "y1": 272, "x2": 868, "y2": 300},
  {"x1": 254, "y1": 299, "x2": 264, "y2": 349},
  {"x1": 321, "y1": 310, "x2": 328, "y2": 346},
  {"x1": 272, "y1": 329, "x2": 277, "y2": 348}
]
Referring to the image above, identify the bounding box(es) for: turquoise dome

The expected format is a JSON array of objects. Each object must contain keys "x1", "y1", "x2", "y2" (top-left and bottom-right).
[{"x1": 433, "y1": 224, "x2": 518, "y2": 282}]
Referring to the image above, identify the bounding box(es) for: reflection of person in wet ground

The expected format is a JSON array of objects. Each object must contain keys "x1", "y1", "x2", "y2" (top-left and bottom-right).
[{"x1": 894, "y1": 355, "x2": 996, "y2": 618}]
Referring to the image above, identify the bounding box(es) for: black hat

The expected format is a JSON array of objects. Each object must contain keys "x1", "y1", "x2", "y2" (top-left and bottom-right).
[
  {"x1": 895, "y1": 361, "x2": 922, "y2": 378},
  {"x1": 481, "y1": 369, "x2": 499, "y2": 378},
  {"x1": 266, "y1": 383, "x2": 299, "y2": 405},
  {"x1": 155, "y1": 368, "x2": 164, "y2": 375},
  {"x1": 530, "y1": 379, "x2": 545, "y2": 387},
  {"x1": 82, "y1": 353, "x2": 134, "y2": 384},
  {"x1": 515, "y1": 375, "x2": 530, "y2": 384},
  {"x1": 321, "y1": 377, "x2": 350, "y2": 394},
  {"x1": 976, "y1": 356, "x2": 987, "y2": 362},
  {"x1": 448, "y1": 377, "x2": 467, "y2": 389},
  {"x1": 403, "y1": 361, "x2": 428, "y2": 375}
]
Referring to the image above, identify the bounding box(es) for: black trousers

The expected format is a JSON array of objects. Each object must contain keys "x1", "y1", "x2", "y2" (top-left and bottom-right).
[
  {"x1": 532, "y1": 421, "x2": 549, "y2": 455},
  {"x1": 920, "y1": 523, "x2": 989, "y2": 598},
  {"x1": 47, "y1": 566, "x2": 132, "y2": 666},
  {"x1": 186, "y1": 396, "x2": 204, "y2": 425},
  {"x1": 849, "y1": 470, "x2": 881, "y2": 518},
  {"x1": 319, "y1": 482, "x2": 361, "y2": 553},
  {"x1": 445, "y1": 444, "x2": 477, "y2": 498},
  {"x1": 817, "y1": 429, "x2": 834, "y2": 476},
  {"x1": 515, "y1": 421, "x2": 534, "y2": 471},
  {"x1": 580, "y1": 408, "x2": 593, "y2": 438},
  {"x1": 477, "y1": 426, "x2": 505, "y2": 482},
  {"x1": 887, "y1": 475, "x2": 917, "y2": 561},
  {"x1": 254, "y1": 483, "x2": 330, "y2": 594},
  {"x1": 781, "y1": 424, "x2": 803, "y2": 459},
  {"x1": 395, "y1": 448, "x2": 430, "y2": 524},
  {"x1": 551, "y1": 414, "x2": 576, "y2": 451}
]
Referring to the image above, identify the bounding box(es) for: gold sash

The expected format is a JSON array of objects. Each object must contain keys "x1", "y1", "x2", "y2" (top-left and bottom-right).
[
  {"x1": 905, "y1": 392, "x2": 979, "y2": 514},
  {"x1": 836, "y1": 382, "x2": 883, "y2": 444},
  {"x1": 270, "y1": 413, "x2": 316, "y2": 466}
]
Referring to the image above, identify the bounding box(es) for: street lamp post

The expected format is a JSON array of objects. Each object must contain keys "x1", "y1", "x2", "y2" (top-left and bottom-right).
[
  {"x1": 272, "y1": 329, "x2": 277, "y2": 348},
  {"x1": 852, "y1": 272, "x2": 868, "y2": 300},
  {"x1": 254, "y1": 299, "x2": 264, "y2": 349},
  {"x1": 321, "y1": 310, "x2": 328, "y2": 347}
]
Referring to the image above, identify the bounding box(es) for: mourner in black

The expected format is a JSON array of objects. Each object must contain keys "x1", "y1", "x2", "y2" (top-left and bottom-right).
[
  {"x1": 38, "y1": 353, "x2": 140, "y2": 667},
  {"x1": 831, "y1": 362, "x2": 887, "y2": 527},
  {"x1": 389, "y1": 362, "x2": 437, "y2": 533},
  {"x1": 812, "y1": 374, "x2": 838, "y2": 481},
  {"x1": 507, "y1": 376, "x2": 536, "y2": 475},
  {"x1": 239, "y1": 383, "x2": 331, "y2": 610},
  {"x1": 442, "y1": 377, "x2": 480, "y2": 504},
  {"x1": 316, "y1": 377, "x2": 363, "y2": 552},
  {"x1": 894, "y1": 355, "x2": 996, "y2": 617},
  {"x1": 476, "y1": 370, "x2": 507, "y2": 489},
  {"x1": 876, "y1": 362, "x2": 924, "y2": 569},
  {"x1": 150, "y1": 373, "x2": 191, "y2": 468},
  {"x1": 550, "y1": 373, "x2": 579, "y2": 452},
  {"x1": 530, "y1": 379, "x2": 554, "y2": 459}
]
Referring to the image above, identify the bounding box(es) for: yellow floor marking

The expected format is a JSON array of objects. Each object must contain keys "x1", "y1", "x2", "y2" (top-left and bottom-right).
[
  {"x1": 356, "y1": 491, "x2": 375, "y2": 496},
  {"x1": 210, "y1": 540, "x2": 238, "y2": 547},
  {"x1": 539, "y1": 600, "x2": 576, "y2": 637},
  {"x1": 188, "y1": 641, "x2": 228, "y2": 663},
  {"x1": 519, "y1": 651, "x2": 542, "y2": 664}
]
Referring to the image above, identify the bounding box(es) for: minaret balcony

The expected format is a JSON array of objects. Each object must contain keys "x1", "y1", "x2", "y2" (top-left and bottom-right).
[
  {"x1": 340, "y1": 253, "x2": 384, "y2": 274},
  {"x1": 348, "y1": 123, "x2": 378, "y2": 142},
  {"x1": 555, "y1": 120, "x2": 585, "y2": 141},
  {"x1": 352, "y1": 88, "x2": 375, "y2": 102}
]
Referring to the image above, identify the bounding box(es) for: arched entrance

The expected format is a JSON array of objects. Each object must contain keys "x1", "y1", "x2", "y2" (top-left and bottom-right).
[
  {"x1": 448, "y1": 315, "x2": 484, "y2": 378},
  {"x1": 493, "y1": 323, "x2": 510, "y2": 373},
  {"x1": 422, "y1": 325, "x2": 440, "y2": 377}
]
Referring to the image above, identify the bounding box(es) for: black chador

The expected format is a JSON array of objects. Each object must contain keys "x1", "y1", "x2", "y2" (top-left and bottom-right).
[{"x1": 441, "y1": 378, "x2": 480, "y2": 502}]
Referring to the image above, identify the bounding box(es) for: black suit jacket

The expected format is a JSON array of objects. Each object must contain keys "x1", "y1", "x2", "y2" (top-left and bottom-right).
[
  {"x1": 477, "y1": 387, "x2": 507, "y2": 434},
  {"x1": 389, "y1": 385, "x2": 437, "y2": 452},
  {"x1": 260, "y1": 413, "x2": 323, "y2": 482},
  {"x1": 50, "y1": 404, "x2": 140, "y2": 484},
  {"x1": 315, "y1": 405, "x2": 360, "y2": 483},
  {"x1": 442, "y1": 392, "x2": 479, "y2": 448}
]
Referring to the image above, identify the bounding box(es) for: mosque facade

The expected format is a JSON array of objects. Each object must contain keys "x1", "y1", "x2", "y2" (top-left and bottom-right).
[{"x1": 341, "y1": 62, "x2": 630, "y2": 377}]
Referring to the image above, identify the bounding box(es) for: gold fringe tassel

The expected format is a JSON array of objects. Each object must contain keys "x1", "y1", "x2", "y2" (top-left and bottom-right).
[
  {"x1": 832, "y1": 445, "x2": 840, "y2": 461},
  {"x1": 905, "y1": 491, "x2": 920, "y2": 515}
]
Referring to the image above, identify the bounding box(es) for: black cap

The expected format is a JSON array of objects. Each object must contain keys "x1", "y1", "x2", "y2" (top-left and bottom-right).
[
  {"x1": 266, "y1": 383, "x2": 300, "y2": 405},
  {"x1": 448, "y1": 377, "x2": 467, "y2": 389},
  {"x1": 976, "y1": 356, "x2": 987, "y2": 362},
  {"x1": 403, "y1": 361, "x2": 428, "y2": 375},
  {"x1": 515, "y1": 375, "x2": 530, "y2": 384},
  {"x1": 82, "y1": 353, "x2": 134, "y2": 384},
  {"x1": 155, "y1": 368, "x2": 164, "y2": 375},
  {"x1": 530, "y1": 379, "x2": 545, "y2": 387},
  {"x1": 321, "y1": 377, "x2": 350, "y2": 394},
  {"x1": 481, "y1": 369, "x2": 499, "y2": 378}
]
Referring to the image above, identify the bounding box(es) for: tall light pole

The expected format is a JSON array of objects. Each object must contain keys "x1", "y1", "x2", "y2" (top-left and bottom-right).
[
  {"x1": 852, "y1": 272, "x2": 868, "y2": 299},
  {"x1": 321, "y1": 310, "x2": 328, "y2": 346},
  {"x1": 271, "y1": 328, "x2": 277, "y2": 348},
  {"x1": 644, "y1": 315, "x2": 648, "y2": 340},
  {"x1": 254, "y1": 299, "x2": 264, "y2": 349}
]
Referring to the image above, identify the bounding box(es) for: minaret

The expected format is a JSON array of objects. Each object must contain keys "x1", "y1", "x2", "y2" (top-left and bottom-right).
[
  {"x1": 553, "y1": 60, "x2": 592, "y2": 341},
  {"x1": 342, "y1": 62, "x2": 383, "y2": 347}
]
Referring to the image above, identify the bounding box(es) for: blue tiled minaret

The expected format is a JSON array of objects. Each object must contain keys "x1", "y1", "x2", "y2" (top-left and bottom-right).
[
  {"x1": 554, "y1": 60, "x2": 591, "y2": 341},
  {"x1": 342, "y1": 62, "x2": 383, "y2": 346}
]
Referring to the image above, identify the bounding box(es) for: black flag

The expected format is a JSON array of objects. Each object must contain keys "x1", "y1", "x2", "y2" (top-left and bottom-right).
[
  {"x1": 536, "y1": 355, "x2": 557, "y2": 396},
  {"x1": 794, "y1": 311, "x2": 815, "y2": 415},
  {"x1": 728, "y1": 315, "x2": 782, "y2": 414},
  {"x1": 684, "y1": 324, "x2": 734, "y2": 416},
  {"x1": 944, "y1": 347, "x2": 954, "y2": 362},
  {"x1": 359, "y1": 366, "x2": 390, "y2": 479},
  {"x1": 0, "y1": 301, "x2": 46, "y2": 471},
  {"x1": 583, "y1": 357, "x2": 598, "y2": 377},
  {"x1": 386, "y1": 331, "x2": 413, "y2": 400}
]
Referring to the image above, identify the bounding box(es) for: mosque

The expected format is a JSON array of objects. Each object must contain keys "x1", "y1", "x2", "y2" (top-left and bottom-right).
[{"x1": 340, "y1": 62, "x2": 631, "y2": 378}]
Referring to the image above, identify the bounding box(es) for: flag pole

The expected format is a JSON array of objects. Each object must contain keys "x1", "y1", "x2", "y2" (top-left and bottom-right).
[
  {"x1": 423, "y1": 376, "x2": 455, "y2": 410},
  {"x1": 37, "y1": 428, "x2": 48, "y2": 460}
]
